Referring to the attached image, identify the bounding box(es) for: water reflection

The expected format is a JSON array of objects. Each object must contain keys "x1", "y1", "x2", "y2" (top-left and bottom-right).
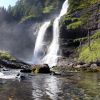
[
  {"x1": 1, "y1": 72, "x2": 100, "y2": 100},
  {"x1": 32, "y1": 75, "x2": 61, "y2": 100},
  {"x1": 78, "y1": 73, "x2": 100, "y2": 99},
  {"x1": 44, "y1": 76, "x2": 61, "y2": 100},
  {"x1": 0, "y1": 79, "x2": 33, "y2": 100}
]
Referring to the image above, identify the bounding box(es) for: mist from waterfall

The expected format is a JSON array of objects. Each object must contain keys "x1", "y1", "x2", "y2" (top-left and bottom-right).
[
  {"x1": 32, "y1": 21, "x2": 50, "y2": 64},
  {"x1": 42, "y1": 0, "x2": 68, "y2": 67}
]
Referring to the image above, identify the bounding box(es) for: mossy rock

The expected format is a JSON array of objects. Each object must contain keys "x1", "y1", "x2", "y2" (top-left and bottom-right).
[{"x1": 32, "y1": 64, "x2": 50, "y2": 74}]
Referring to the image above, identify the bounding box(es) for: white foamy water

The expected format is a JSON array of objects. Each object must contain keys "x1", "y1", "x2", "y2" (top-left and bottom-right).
[
  {"x1": 0, "y1": 70, "x2": 20, "y2": 79},
  {"x1": 0, "y1": 72, "x2": 16, "y2": 79},
  {"x1": 33, "y1": 21, "x2": 50, "y2": 64},
  {"x1": 42, "y1": 0, "x2": 68, "y2": 67}
]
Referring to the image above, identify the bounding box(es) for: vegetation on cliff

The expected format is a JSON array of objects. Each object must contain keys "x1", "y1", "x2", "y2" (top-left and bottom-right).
[
  {"x1": 61, "y1": 0, "x2": 100, "y2": 63},
  {"x1": 68, "y1": 0, "x2": 99, "y2": 13},
  {"x1": 78, "y1": 31, "x2": 100, "y2": 63}
]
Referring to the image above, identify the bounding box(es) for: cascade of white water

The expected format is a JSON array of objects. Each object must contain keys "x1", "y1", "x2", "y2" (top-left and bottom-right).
[
  {"x1": 32, "y1": 21, "x2": 50, "y2": 64},
  {"x1": 42, "y1": 0, "x2": 68, "y2": 67}
]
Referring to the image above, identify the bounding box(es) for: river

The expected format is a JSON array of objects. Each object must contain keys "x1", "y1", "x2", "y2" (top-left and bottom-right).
[{"x1": 0, "y1": 70, "x2": 100, "y2": 100}]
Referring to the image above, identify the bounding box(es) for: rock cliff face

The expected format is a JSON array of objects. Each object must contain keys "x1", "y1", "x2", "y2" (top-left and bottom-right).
[{"x1": 59, "y1": 2, "x2": 100, "y2": 59}]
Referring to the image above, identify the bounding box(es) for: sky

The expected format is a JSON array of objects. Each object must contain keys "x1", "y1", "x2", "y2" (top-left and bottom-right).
[{"x1": 0, "y1": 0, "x2": 18, "y2": 9}]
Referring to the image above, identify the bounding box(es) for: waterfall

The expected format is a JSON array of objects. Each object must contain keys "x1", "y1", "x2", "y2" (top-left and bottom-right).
[
  {"x1": 32, "y1": 21, "x2": 50, "y2": 64},
  {"x1": 42, "y1": 0, "x2": 68, "y2": 67}
]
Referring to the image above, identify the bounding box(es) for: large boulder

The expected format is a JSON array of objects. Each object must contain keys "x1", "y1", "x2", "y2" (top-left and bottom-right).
[
  {"x1": 32, "y1": 64, "x2": 51, "y2": 74},
  {"x1": 88, "y1": 63, "x2": 100, "y2": 72}
]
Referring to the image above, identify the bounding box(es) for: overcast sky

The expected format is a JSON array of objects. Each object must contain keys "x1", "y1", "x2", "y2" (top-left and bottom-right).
[{"x1": 0, "y1": 0, "x2": 18, "y2": 9}]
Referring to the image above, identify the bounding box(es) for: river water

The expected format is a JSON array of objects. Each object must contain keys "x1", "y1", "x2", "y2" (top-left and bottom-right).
[{"x1": 0, "y1": 70, "x2": 100, "y2": 100}]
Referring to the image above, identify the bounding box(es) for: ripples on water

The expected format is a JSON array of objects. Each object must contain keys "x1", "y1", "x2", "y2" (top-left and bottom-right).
[{"x1": 0, "y1": 71, "x2": 100, "y2": 100}]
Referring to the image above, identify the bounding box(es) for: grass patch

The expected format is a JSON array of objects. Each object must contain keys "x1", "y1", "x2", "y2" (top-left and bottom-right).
[
  {"x1": 79, "y1": 39, "x2": 100, "y2": 63},
  {"x1": 0, "y1": 51, "x2": 15, "y2": 60}
]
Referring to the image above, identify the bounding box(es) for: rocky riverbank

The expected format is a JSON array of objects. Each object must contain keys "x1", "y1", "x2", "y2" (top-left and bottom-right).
[
  {"x1": 0, "y1": 51, "x2": 100, "y2": 74},
  {"x1": 0, "y1": 58, "x2": 31, "y2": 69},
  {"x1": 52, "y1": 58, "x2": 100, "y2": 73},
  {"x1": 0, "y1": 55, "x2": 51, "y2": 74},
  {"x1": 1, "y1": 57, "x2": 100, "y2": 74}
]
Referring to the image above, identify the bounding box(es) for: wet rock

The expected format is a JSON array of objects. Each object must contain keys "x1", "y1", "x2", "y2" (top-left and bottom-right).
[
  {"x1": 96, "y1": 61, "x2": 100, "y2": 66},
  {"x1": 20, "y1": 69, "x2": 32, "y2": 73},
  {"x1": 74, "y1": 65, "x2": 81, "y2": 68},
  {"x1": 81, "y1": 64, "x2": 90, "y2": 68},
  {"x1": 1, "y1": 67, "x2": 9, "y2": 71},
  {"x1": 90, "y1": 64, "x2": 98, "y2": 67},
  {"x1": 16, "y1": 73, "x2": 26, "y2": 80},
  {"x1": 0, "y1": 58, "x2": 31, "y2": 69},
  {"x1": 67, "y1": 63, "x2": 74, "y2": 68},
  {"x1": 77, "y1": 61, "x2": 86, "y2": 65},
  {"x1": 89, "y1": 64, "x2": 100, "y2": 72},
  {"x1": 50, "y1": 71, "x2": 62, "y2": 75},
  {"x1": 32, "y1": 64, "x2": 51, "y2": 74},
  {"x1": 80, "y1": 64, "x2": 90, "y2": 71},
  {"x1": 90, "y1": 61, "x2": 100, "y2": 67}
]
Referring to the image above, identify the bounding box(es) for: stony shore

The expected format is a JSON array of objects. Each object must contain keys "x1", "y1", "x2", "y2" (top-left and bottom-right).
[
  {"x1": 52, "y1": 60, "x2": 100, "y2": 73},
  {"x1": 0, "y1": 57, "x2": 100, "y2": 74}
]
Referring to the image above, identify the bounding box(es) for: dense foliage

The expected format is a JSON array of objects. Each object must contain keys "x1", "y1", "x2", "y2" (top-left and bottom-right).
[
  {"x1": 68, "y1": 0, "x2": 99, "y2": 13},
  {"x1": 7, "y1": 0, "x2": 65, "y2": 22},
  {"x1": 0, "y1": 7, "x2": 13, "y2": 23}
]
